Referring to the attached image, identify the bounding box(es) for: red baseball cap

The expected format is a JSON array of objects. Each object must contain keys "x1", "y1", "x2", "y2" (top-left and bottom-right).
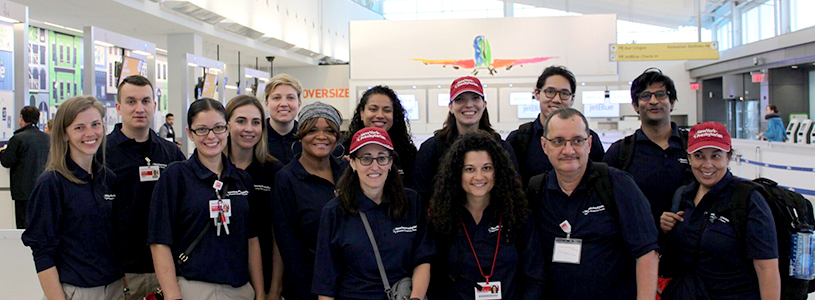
[
  {"x1": 687, "y1": 122, "x2": 732, "y2": 153},
  {"x1": 450, "y1": 76, "x2": 485, "y2": 102},
  {"x1": 349, "y1": 127, "x2": 394, "y2": 154}
]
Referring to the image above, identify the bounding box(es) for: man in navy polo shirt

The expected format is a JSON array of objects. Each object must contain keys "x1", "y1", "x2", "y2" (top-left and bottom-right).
[
  {"x1": 105, "y1": 75, "x2": 186, "y2": 299},
  {"x1": 532, "y1": 107, "x2": 658, "y2": 300},
  {"x1": 603, "y1": 68, "x2": 690, "y2": 227},
  {"x1": 507, "y1": 66, "x2": 604, "y2": 187}
]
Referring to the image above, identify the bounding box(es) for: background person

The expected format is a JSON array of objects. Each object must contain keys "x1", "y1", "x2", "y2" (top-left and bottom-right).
[
  {"x1": 271, "y1": 101, "x2": 348, "y2": 300},
  {"x1": 22, "y1": 96, "x2": 125, "y2": 300},
  {"x1": 344, "y1": 85, "x2": 418, "y2": 185},
  {"x1": 224, "y1": 95, "x2": 286, "y2": 298},
  {"x1": 428, "y1": 130, "x2": 544, "y2": 300},
  {"x1": 264, "y1": 74, "x2": 304, "y2": 165},
  {"x1": 148, "y1": 98, "x2": 265, "y2": 300},
  {"x1": 660, "y1": 122, "x2": 780, "y2": 300},
  {"x1": 312, "y1": 127, "x2": 433, "y2": 300},
  {"x1": 159, "y1": 112, "x2": 181, "y2": 145},
  {"x1": 759, "y1": 105, "x2": 787, "y2": 142},
  {"x1": 0, "y1": 105, "x2": 50, "y2": 229}
]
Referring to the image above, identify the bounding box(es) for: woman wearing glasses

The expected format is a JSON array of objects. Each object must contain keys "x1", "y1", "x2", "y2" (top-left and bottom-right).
[
  {"x1": 148, "y1": 98, "x2": 265, "y2": 300},
  {"x1": 427, "y1": 131, "x2": 544, "y2": 300},
  {"x1": 343, "y1": 86, "x2": 418, "y2": 185},
  {"x1": 412, "y1": 76, "x2": 518, "y2": 204},
  {"x1": 271, "y1": 102, "x2": 348, "y2": 300},
  {"x1": 224, "y1": 95, "x2": 285, "y2": 297},
  {"x1": 312, "y1": 127, "x2": 434, "y2": 300}
]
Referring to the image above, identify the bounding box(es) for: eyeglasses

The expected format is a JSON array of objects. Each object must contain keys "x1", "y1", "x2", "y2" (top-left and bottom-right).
[
  {"x1": 543, "y1": 136, "x2": 588, "y2": 148},
  {"x1": 191, "y1": 125, "x2": 228, "y2": 136},
  {"x1": 356, "y1": 155, "x2": 392, "y2": 166},
  {"x1": 637, "y1": 91, "x2": 670, "y2": 102},
  {"x1": 538, "y1": 88, "x2": 573, "y2": 100}
]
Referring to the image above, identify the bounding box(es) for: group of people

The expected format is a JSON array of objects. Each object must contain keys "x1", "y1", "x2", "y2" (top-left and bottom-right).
[{"x1": 18, "y1": 65, "x2": 784, "y2": 300}]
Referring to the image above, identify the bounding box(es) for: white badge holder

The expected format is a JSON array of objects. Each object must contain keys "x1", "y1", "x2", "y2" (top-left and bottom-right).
[{"x1": 552, "y1": 220, "x2": 582, "y2": 264}]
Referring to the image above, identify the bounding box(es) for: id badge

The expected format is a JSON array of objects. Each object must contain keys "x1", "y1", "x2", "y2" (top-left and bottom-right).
[
  {"x1": 138, "y1": 166, "x2": 161, "y2": 182},
  {"x1": 209, "y1": 199, "x2": 232, "y2": 218},
  {"x1": 474, "y1": 281, "x2": 502, "y2": 300},
  {"x1": 552, "y1": 237, "x2": 582, "y2": 264}
]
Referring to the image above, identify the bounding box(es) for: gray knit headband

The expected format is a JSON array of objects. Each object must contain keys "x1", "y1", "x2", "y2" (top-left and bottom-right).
[{"x1": 297, "y1": 101, "x2": 341, "y2": 127}]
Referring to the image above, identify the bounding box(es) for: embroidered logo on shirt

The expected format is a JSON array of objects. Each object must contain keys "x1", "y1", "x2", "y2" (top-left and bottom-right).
[
  {"x1": 104, "y1": 194, "x2": 116, "y2": 201},
  {"x1": 254, "y1": 185, "x2": 271, "y2": 192},
  {"x1": 226, "y1": 190, "x2": 249, "y2": 197},
  {"x1": 709, "y1": 213, "x2": 730, "y2": 224},
  {"x1": 678, "y1": 158, "x2": 689, "y2": 164},
  {"x1": 582, "y1": 205, "x2": 605, "y2": 215},
  {"x1": 393, "y1": 225, "x2": 417, "y2": 234},
  {"x1": 154, "y1": 163, "x2": 168, "y2": 169},
  {"x1": 488, "y1": 225, "x2": 502, "y2": 233}
]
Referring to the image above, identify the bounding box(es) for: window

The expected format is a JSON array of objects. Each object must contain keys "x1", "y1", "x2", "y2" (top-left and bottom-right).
[
  {"x1": 382, "y1": 0, "x2": 504, "y2": 20},
  {"x1": 513, "y1": 3, "x2": 580, "y2": 17},
  {"x1": 617, "y1": 20, "x2": 711, "y2": 44},
  {"x1": 792, "y1": 0, "x2": 815, "y2": 31},
  {"x1": 742, "y1": 1, "x2": 775, "y2": 44},
  {"x1": 716, "y1": 20, "x2": 732, "y2": 51}
]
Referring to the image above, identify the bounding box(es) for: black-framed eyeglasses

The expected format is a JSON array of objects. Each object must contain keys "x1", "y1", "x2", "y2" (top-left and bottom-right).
[
  {"x1": 543, "y1": 136, "x2": 588, "y2": 148},
  {"x1": 356, "y1": 155, "x2": 392, "y2": 166},
  {"x1": 191, "y1": 125, "x2": 228, "y2": 136},
  {"x1": 538, "y1": 88, "x2": 573, "y2": 100},
  {"x1": 637, "y1": 91, "x2": 670, "y2": 102}
]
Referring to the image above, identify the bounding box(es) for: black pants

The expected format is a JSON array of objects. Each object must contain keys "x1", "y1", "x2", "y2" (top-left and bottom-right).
[{"x1": 14, "y1": 199, "x2": 27, "y2": 229}]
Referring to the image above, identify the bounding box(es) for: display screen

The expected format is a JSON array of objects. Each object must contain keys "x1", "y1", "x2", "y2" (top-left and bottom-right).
[
  {"x1": 583, "y1": 103, "x2": 620, "y2": 118},
  {"x1": 118, "y1": 56, "x2": 144, "y2": 85},
  {"x1": 201, "y1": 73, "x2": 218, "y2": 99},
  {"x1": 256, "y1": 81, "x2": 267, "y2": 98}
]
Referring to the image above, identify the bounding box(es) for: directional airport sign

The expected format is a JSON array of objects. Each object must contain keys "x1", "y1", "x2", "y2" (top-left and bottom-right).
[{"x1": 609, "y1": 42, "x2": 719, "y2": 61}]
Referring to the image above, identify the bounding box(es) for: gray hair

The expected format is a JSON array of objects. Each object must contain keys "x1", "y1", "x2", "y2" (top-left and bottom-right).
[{"x1": 543, "y1": 107, "x2": 590, "y2": 137}]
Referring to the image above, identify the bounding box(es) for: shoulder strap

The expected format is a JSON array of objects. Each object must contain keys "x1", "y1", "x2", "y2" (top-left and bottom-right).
[
  {"x1": 360, "y1": 211, "x2": 392, "y2": 295},
  {"x1": 588, "y1": 162, "x2": 619, "y2": 221},
  {"x1": 670, "y1": 185, "x2": 687, "y2": 213},
  {"x1": 726, "y1": 180, "x2": 754, "y2": 242},
  {"x1": 177, "y1": 181, "x2": 229, "y2": 265},
  {"x1": 678, "y1": 127, "x2": 689, "y2": 150},
  {"x1": 514, "y1": 122, "x2": 535, "y2": 166},
  {"x1": 618, "y1": 134, "x2": 637, "y2": 172},
  {"x1": 527, "y1": 172, "x2": 547, "y2": 211}
]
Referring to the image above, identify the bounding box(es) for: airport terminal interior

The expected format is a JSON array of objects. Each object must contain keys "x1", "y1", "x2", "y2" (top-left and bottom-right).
[{"x1": 1, "y1": 0, "x2": 814, "y2": 298}]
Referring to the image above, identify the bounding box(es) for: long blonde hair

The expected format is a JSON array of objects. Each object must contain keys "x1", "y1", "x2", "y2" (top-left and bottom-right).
[
  {"x1": 46, "y1": 96, "x2": 106, "y2": 184},
  {"x1": 224, "y1": 95, "x2": 278, "y2": 164}
]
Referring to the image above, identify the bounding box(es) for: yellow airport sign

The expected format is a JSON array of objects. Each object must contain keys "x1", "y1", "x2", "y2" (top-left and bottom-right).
[{"x1": 609, "y1": 42, "x2": 719, "y2": 61}]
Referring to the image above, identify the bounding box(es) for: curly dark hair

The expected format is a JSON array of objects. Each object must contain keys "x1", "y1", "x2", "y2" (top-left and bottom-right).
[
  {"x1": 336, "y1": 150, "x2": 409, "y2": 219},
  {"x1": 429, "y1": 130, "x2": 528, "y2": 236},
  {"x1": 346, "y1": 86, "x2": 417, "y2": 166}
]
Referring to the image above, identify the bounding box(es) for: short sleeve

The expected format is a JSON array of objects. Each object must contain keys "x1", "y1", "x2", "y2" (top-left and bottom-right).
[
  {"x1": 519, "y1": 214, "x2": 545, "y2": 299},
  {"x1": 21, "y1": 172, "x2": 63, "y2": 272},
  {"x1": 311, "y1": 203, "x2": 340, "y2": 297},
  {"x1": 409, "y1": 190, "x2": 435, "y2": 267},
  {"x1": 589, "y1": 130, "x2": 606, "y2": 162},
  {"x1": 147, "y1": 164, "x2": 181, "y2": 246},
  {"x1": 610, "y1": 170, "x2": 659, "y2": 258},
  {"x1": 602, "y1": 141, "x2": 622, "y2": 168},
  {"x1": 745, "y1": 190, "x2": 778, "y2": 260}
]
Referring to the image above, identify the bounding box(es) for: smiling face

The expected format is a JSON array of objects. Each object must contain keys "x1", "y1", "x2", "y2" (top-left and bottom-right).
[
  {"x1": 188, "y1": 109, "x2": 229, "y2": 159},
  {"x1": 361, "y1": 93, "x2": 394, "y2": 131},
  {"x1": 689, "y1": 148, "x2": 731, "y2": 190},
  {"x1": 65, "y1": 108, "x2": 105, "y2": 160},
  {"x1": 542, "y1": 116, "x2": 592, "y2": 176},
  {"x1": 266, "y1": 84, "x2": 301, "y2": 124},
  {"x1": 301, "y1": 118, "x2": 338, "y2": 159},
  {"x1": 229, "y1": 104, "x2": 263, "y2": 151},
  {"x1": 350, "y1": 144, "x2": 392, "y2": 193},
  {"x1": 633, "y1": 82, "x2": 673, "y2": 125},
  {"x1": 116, "y1": 83, "x2": 156, "y2": 130},
  {"x1": 461, "y1": 150, "x2": 495, "y2": 201},
  {"x1": 536, "y1": 75, "x2": 574, "y2": 119},
  {"x1": 449, "y1": 92, "x2": 485, "y2": 129}
]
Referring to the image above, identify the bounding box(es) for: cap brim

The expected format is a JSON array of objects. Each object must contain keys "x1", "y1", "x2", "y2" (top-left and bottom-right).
[
  {"x1": 450, "y1": 89, "x2": 485, "y2": 102},
  {"x1": 687, "y1": 142, "x2": 731, "y2": 154},
  {"x1": 349, "y1": 140, "x2": 394, "y2": 154}
]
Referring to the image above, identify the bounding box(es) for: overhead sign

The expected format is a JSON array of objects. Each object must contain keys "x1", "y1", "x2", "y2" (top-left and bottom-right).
[
  {"x1": 609, "y1": 42, "x2": 719, "y2": 61},
  {"x1": 582, "y1": 91, "x2": 605, "y2": 104}
]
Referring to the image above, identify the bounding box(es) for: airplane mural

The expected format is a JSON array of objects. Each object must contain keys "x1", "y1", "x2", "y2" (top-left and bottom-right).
[{"x1": 412, "y1": 35, "x2": 557, "y2": 76}]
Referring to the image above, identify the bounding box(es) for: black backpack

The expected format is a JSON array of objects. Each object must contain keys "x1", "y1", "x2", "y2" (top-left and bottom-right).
[
  {"x1": 671, "y1": 177, "x2": 815, "y2": 299},
  {"x1": 527, "y1": 162, "x2": 619, "y2": 221}
]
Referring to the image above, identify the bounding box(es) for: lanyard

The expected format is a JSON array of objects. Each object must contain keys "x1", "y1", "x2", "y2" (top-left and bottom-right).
[{"x1": 460, "y1": 217, "x2": 502, "y2": 284}]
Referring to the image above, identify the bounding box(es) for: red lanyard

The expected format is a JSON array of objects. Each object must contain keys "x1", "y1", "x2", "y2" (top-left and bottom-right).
[{"x1": 460, "y1": 217, "x2": 502, "y2": 284}]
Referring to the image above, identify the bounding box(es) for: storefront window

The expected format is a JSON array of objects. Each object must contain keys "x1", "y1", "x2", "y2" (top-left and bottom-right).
[{"x1": 792, "y1": 0, "x2": 815, "y2": 31}]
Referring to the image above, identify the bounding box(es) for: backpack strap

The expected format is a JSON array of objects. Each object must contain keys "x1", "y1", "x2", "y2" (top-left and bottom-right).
[
  {"x1": 617, "y1": 134, "x2": 637, "y2": 172},
  {"x1": 587, "y1": 162, "x2": 619, "y2": 222},
  {"x1": 527, "y1": 172, "x2": 547, "y2": 212},
  {"x1": 724, "y1": 180, "x2": 754, "y2": 244},
  {"x1": 670, "y1": 185, "x2": 687, "y2": 213},
  {"x1": 512, "y1": 122, "x2": 535, "y2": 170},
  {"x1": 678, "y1": 127, "x2": 689, "y2": 150}
]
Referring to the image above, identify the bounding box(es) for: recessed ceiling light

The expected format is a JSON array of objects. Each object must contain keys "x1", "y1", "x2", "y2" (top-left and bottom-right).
[
  {"x1": 508, "y1": 83, "x2": 514, "y2": 87},
  {"x1": 437, "y1": 85, "x2": 442, "y2": 88},
  {"x1": 792, "y1": 65, "x2": 799, "y2": 69},
  {"x1": 581, "y1": 82, "x2": 586, "y2": 86}
]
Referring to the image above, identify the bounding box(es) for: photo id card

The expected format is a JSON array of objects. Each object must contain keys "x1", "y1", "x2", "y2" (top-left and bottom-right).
[
  {"x1": 138, "y1": 166, "x2": 160, "y2": 182},
  {"x1": 552, "y1": 237, "x2": 582, "y2": 264},
  {"x1": 209, "y1": 199, "x2": 232, "y2": 218},
  {"x1": 474, "y1": 281, "x2": 502, "y2": 300}
]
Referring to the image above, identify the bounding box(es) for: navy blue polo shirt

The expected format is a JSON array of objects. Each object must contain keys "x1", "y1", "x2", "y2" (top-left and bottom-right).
[
  {"x1": 664, "y1": 172, "x2": 777, "y2": 300},
  {"x1": 312, "y1": 189, "x2": 435, "y2": 299},
  {"x1": 105, "y1": 123, "x2": 186, "y2": 273},
  {"x1": 266, "y1": 119, "x2": 301, "y2": 165},
  {"x1": 535, "y1": 161, "x2": 658, "y2": 300},
  {"x1": 507, "y1": 116, "x2": 605, "y2": 186},
  {"x1": 271, "y1": 155, "x2": 348, "y2": 298},
  {"x1": 411, "y1": 134, "x2": 519, "y2": 203},
  {"x1": 603, "y1": 123, "x2": 689, "y2": 224},
  {"x1": 22, "y1": 158, "x2": 123, "y2": 287},
  {"x1": 244, "y1": 157, "x2": 284, "y2": 291},
  {"x1": 147, "y1": 151, "x2": 258, "y2": 287},
  {"x1": 431, "y1": 207, "x2": 544, "y2": 300}
]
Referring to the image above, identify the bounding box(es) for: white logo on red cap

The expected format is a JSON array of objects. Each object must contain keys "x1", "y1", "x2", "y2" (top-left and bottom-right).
[
  {"x1": 693, "y1": 128, "x2": 723, "y2": 139},
  {"x1": 454, "y1": 79, "x2": 478, "y2": 89},
  {"x1": 356, "y1": 130, "x2": 386, "y2": 142}
]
